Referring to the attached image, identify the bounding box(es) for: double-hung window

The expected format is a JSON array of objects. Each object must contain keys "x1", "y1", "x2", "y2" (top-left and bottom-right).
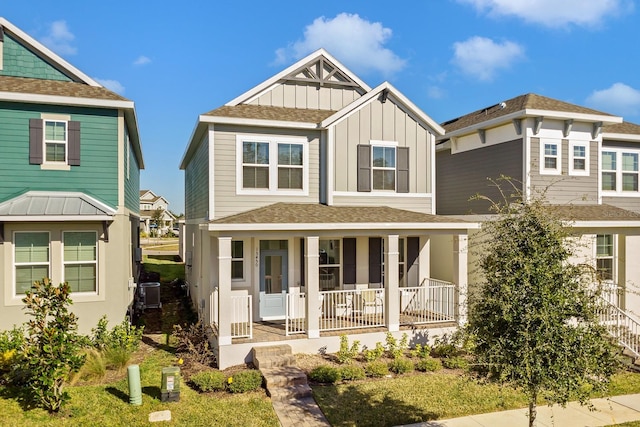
[
  {"x1": 319, "y1": 239, "x2": 340, "y2": 291},
  {"x1": 357, "y1": 142, "x2": 409, "y2": 193},
  {"x1": 231, "y1": 241, "x2": 244, "y2": 280},
  {"x1": 372, "y1": 146, "x2": 396, "y2": 190},
  {"x1": 44, "y1": 120, "x2": 67, "y2": 163},
  {"x1": 63, "y1": 232, "x2": 97, "y2": 293},
  {"x1": 540, "y1": 139, "x2": 561, "y2": 175},
  {"x1": 569, "y1": 141, "x2": 589, "y2": 176},
  {"x1": 14, "y1": 232, "x2": 50, "y2": 295},
  {"x1": 596, "y1": 234, "x2": 614, "y2": 281},
  {"x1": 29, "y1": 116, "x2": 80, "y2": 167},
  {"x1": 237, "y1": 136, "x2": 307, "y2": 194},
  {"x1": 601, "y1": 149, "x2": 640, "y2": 194}
]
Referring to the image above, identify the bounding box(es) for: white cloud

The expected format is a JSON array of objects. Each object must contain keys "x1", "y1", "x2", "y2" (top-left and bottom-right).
[
  {"x1": 586, "y1": 83, "x2": 640, "y2": 116},
  {"x1": 134, "y1": 55, "x2": 151, "y2": 66},
  {"x1": 274, "y1": 13, "x2": 406, "y2": 76},
  {"x1": 452, "y1": 36, "x2": 524, "y2": 81},
  {"x1": 40, "y1": 20, "x2": 77, "y2": 56},
  {"x1": 427, "y1": 85, "x2": 446, "y2": 99},
  {"x1": 95, "y1": 78, "x2": 125, "y2": 94},
  {"x1": 458, "y1": 0, "x2": 630, "y2": 28}
]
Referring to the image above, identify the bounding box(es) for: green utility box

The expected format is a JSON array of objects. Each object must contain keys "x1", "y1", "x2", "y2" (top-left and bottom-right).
[{"x1": 161, "y1": 367, "x2": 181, "y2": 402}]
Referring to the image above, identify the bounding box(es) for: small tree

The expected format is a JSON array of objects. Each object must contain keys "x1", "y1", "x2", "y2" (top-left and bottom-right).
[
  {"x1": 468, "y1": 186, "x2": 618, "y2": 427},
  {"x1": 151, "y1": 208, "x2": 164, "y2": 237},
  {"x1": 20, "y1": 279, "x2": 85, "y2": 412}
]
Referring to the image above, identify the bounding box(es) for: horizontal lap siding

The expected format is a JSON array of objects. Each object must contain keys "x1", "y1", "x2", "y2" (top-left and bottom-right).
[
  {"x1": 124, "y1": 136, "x2": 141, "y2": 213},
  {"x1": 0, "y1": 102, "x2": 118, "y2": 208},
  {"x1": 184, "y1": 135, "x2": 209, "y2": 220},
  {"x1": 436, "y1": 139, "x2": 523, "y2": 215},
  {"x1": 332, "y1": 195, "x2": 432, "y2": 214},
  {"x1": 213, "y1": 126, "x2": 321, "y2": 219},
  {"x1": 530, "y1": 139, "x2": 598, "y2": 204}
]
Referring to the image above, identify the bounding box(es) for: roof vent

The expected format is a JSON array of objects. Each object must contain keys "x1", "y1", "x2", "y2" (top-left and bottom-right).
[{"x1": 499, "y1": 102, "x2": 507, "y2": 109}]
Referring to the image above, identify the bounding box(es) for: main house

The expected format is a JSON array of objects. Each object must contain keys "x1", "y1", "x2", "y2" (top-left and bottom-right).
[
  {"x1": 435, "y1": 93, "x2": 640, "y2": 335},
  {"x1": 140, "y1": 189, "x2": 176, "y2": 235},
  {"x1": 180, "y1": 49, "x2": 478, "y2": 368},
  {"x1": 0, "y1": 17, "x2": 144, "y2": 333}
]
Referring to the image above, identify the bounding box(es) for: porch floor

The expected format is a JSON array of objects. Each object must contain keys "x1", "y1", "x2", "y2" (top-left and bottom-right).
[{"x1": 232, "y1": 319, "x2": 457, "y2": 344}]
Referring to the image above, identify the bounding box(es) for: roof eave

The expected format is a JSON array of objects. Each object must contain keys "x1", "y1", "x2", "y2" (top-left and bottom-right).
[
  {"x1": 602, "y1": 132, "x2": 640, "y2": 142},
  {"x1": 0, "y1": 215, "x2": 114, "y2": 222},
  {"x1": 0, "y1": 90, "x2": 134, "y2": 109},
  {"x1": 207, "y1": 221, "x2": 480, "y2": 232}
]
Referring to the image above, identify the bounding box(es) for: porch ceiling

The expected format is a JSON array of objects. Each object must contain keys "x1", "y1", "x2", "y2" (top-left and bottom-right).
[{"x1": 207, "y1": 202, "x2": 479, "y2": 232}]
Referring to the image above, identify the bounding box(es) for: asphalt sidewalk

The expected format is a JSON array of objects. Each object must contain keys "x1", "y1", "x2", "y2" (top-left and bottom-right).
[{"x1": 398, "y1": 394, "x2": 640, "y2": 427}]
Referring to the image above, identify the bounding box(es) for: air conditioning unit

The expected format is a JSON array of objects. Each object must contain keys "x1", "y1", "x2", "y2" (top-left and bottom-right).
[{"x1": 137, "y1": 282, "x2": 162, "y2": 310}]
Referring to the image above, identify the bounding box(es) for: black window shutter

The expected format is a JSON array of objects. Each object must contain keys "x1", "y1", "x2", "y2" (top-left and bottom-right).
[
  {"x1": 368, "y1": 237, "x2": 382, "y2": 284},
  {"x1": 357, "y1": 144, "x2": 371, "y2": 192},
  {"x1": 68, "y1": 121, "x2": 81, "y2": 166},
  {"x1": 29, "y1": 119, "x2": 43, "y2": 164},
  {"x1": 343, "y1": 238, "x2": 356, "y2": 284},
  {"x1": 397, "y1": 146, "x2": 409, "y2": 193}
]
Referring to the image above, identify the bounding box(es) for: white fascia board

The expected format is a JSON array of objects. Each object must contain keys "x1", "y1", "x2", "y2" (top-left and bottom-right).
[
  {"x1": 199, "y1": 114, "x2": 318, "y2": 129},
  {"x1": 0, "y1": 91, "x2": 134, "y2": 109},
  {"x1": 208, "y1": 221, "x2": 480, "y2": 232},
  {"x1": 523, "y1": 109, "x2": 622, "y2": 125},
  {"x1": 602, "y1": 133, "x2": 640, "y2": 142},
  {"x1": 321, "y1": 82, "x2": 445, "y2": 135},
  {"x1": 0, "y1": 17, "x2": 100, "y2": 86},
  {"x1": 226, "y1": 48, "x2": 371, "y2": 106},
  {"x1": 0, "y1": 215, "x2": 114, "y2": 222},
  {"x1": 570, "y1": 220, "x2": 640, "y2": 228}
]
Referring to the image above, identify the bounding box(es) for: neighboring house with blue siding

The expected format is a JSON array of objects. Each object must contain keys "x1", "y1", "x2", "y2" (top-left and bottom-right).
[
  {"x1": 0, "y1": 17, "x2": 144, "y2": 333},
  {"x1": 435, "y1": 93, "x2": 640, "y2": 327},
  {"x1": 180, "y1": 49, "x2": 478, "y2": 369}
]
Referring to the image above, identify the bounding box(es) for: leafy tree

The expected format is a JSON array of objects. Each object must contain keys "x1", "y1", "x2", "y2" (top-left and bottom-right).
[
  {"x1": 151, "y1": 207, "x2": 164, "y2": 236},
  {"x1": 19, "y1": 279, "x2": 85, "y2": 412},
  {"x1": 467, "y1": 187, "x2": 618, "y2": 427}
]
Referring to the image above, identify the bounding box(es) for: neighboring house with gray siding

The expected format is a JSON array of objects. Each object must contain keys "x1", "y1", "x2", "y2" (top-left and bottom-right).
[
  {"x1": 0, "y1": 17, "x2": 144, "y2": 333},
  {"x1": 180, "y1": 49, "x2": 478, "y2": 369},
  {"x1": 435, "y1": 93, "x2": 640, "y2": 322}
]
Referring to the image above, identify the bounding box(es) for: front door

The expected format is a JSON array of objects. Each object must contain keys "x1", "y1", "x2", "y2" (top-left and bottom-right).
[{"x1": 259, "y1": 249, "x2": 288, "y2": 319}]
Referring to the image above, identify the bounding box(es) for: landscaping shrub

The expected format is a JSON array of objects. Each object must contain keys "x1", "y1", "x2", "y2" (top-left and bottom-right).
[
  {"x1": 336, "y1": 335, "x2": 360, "y2": 364},
  {"x1": 415, "y1": 356, "x2": 442, "y2": 372},
  {"x1": 362, "y1": 342, "x2": 385, "y2": 362},
  {"x1": 74, "y1": 348, "x2": 107, "y2": 382},
  {"x1": 191, "y1": 370, "x2": 227, "y2": 392},
  {"x1": 339, "y1": 365, "x2": 365, "y2": 381},
  {"x1": 227, "y1": 369, "x2": 263, "y2": 393},
  {"x1": 172, "y1": 321, "x2": 216, "y2": 367},
  {"x1": 385, "y1": 332, "x2": 409, "y2": 359},
  {"x1": 388, "y1": 358, "x2": 414, "y2": 375},
  {"x1": 309, "y1": 365, "x2": 341, "y2": 383},
  {"x1": 431, "y1": 334, "x2": 463, "y2": 358},
  {"x1": 442, "y1": 356, "x2": 469, "y2": 370},
  {"x1": 409, "y1": 343, "x2": 431, "y2": 359},
  {"x1": 0, "y1": 326, "x2": 25, "y2": 378},
  {"x1": 365, "y1": 361, "x2": 389, "y2": 378},
  {"x1": 88, "y1": 316, "x2": 144, "y2": 370}
]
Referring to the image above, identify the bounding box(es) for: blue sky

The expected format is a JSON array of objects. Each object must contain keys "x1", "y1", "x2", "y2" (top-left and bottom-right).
[{"x1": 4, "y1": 1, "x2": 640, "y2": 213}]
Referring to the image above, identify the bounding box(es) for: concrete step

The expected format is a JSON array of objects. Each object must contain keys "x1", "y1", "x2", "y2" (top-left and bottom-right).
[
  {"x1": 254, "y1": 354, "x2": 297, "y2": 370},
  {"x1": 261, "y1": 366, "x2": 308, "y2": 388},
  {"x1": 267, "y1": 383, "x2": 313, "y2": 402},
  {"x1": 252, "y1": 344, "x2": 292, "y2": 360}
]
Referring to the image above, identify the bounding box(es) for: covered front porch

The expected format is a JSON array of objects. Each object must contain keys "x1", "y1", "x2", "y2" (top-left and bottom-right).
[{"x1": 191, "y1": 203, "x2": 478, "y2": 369}]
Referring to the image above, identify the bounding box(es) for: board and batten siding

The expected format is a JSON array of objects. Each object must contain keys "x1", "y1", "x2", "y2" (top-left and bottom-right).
[
  {"x1": 529, "y1": 138, "x2": 599, "y2": 204},
  {"x1": 212, "y1": 125, "x2": 321, "y2": 219},
  {"x1": 333, "y1": 98, "x2": 432, "y2": 194},
  {"x1": 184, "y1": 134, "x2": 210, "y2": 221},
  {"x1": 249, "y1": 82, "x2": 362, "y2": 111},
  {"x1": 0, "y1": 102, "x2": 119, "y2": 207},
  {"x1": 1, "y1": 34, "x2": 72, "y2": 81},
  {"x1": 436, "y1": 139, "x2": 524, "y2": 215}
]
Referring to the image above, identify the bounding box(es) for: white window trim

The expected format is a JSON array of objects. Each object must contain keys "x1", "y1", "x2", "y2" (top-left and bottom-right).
[
  {"x1": 235, "y1": 135, "x2": 309, "y2": 196},
  {"x1": 601, "y1": 148, "x2": 640, "y2": 196},
  {"x1": 62, "y1": 231, "x2": 98, "y2": 295},
  {"x1": 539, "y1": 139, "x2": 561, "y2": 175},
  {"x1": 231, "y1": 240, "x2": 245, "y2": 281},
  {"x1": 568, "y1": 141, "x2": 589, "y2": 176},
  {"x1": 371, "y1": 140, "x2": 398, "y2": 192},
  {"x1": 43, "y1": 119, "x2": 68, "y2": 165},
  {"x1": 13, "y1": 231, "x2": 50, "y2": 297},
  {"x1": 595, "y1": 234, "x2": 616, "y2": 284}
]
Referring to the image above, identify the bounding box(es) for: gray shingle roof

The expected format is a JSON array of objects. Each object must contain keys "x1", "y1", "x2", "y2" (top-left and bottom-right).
[
  {"x1": 603, "y1": 121, "x2": 640, "y2": 135},
  {"x1": 203, "y1": 104, "x2": 337, "y2": 124},
  {"x1": 546, "y1": 204, "x2": 640, "y2": 222},
  {"x1": 442, "y1": 93, "x2": 616, "y2": 133},
  {"x1": 0, "y1": 191, "x2": 115, "y2": 219},
  {"x1": 0, "y1": 75, "x2": 129, "y2": 102}
]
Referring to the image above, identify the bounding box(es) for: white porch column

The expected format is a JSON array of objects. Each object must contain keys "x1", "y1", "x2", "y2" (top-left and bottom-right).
[
  {"x1": 385, "y1": 234, "x2": 400, "y2": 331},
  {"x1": 453, "y1": 234, "x2": 468, "y2": 325},
  {"x1": 217, "y1": 236, "x2": 233, "y2": 346},
  {"x1": 623, "y1": 234, "x2": 640, "y2": 315},
  {"x1": 305, "y1": 236, "x2": 320, "y2": 338},
  {"x1": 419, "y1": 235, "x2": 431, "y2": 284}
]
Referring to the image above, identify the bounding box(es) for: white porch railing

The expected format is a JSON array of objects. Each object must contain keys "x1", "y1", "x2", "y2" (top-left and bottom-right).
[
  {"x1": 286, "y1": 293, "x2": 307, "y2": 335},
  {"x1": 210, "y1": 288, "x2": 219, "y2": 330},
  {"x1": 400, "y1": 278, "x2": 456, "y2": 325},
  {"x1": 230, "y1": 295, "x2": 253, "y2": 339},
  {"x1": 598, "y1": 297, "x2": 640, "y2": 359},
  {"x1": 319, "y1": 289, "x2": 385, "y2": 331}
]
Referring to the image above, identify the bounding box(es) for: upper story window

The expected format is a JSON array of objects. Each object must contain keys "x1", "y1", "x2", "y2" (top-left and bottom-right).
[
  {"x1": 29, "y1": 116, "x2": 81, "y2": 169},
  {"x1": 569, "y1": 141, "x2": 589, "y2": 176},
  {"x1": 14, "y1": 232, "x2": 50, "y2": 295},
  {"x1": 540, "y1": 139, "x2": 561, "y2": 175},
  {"x1": 63, "y1": 231, "x2": 97, "y2": 293},
  {"x1": 237, "y1": 135, "x2": 308, "y2": 195},
  {"x1": 602, "y1": 149, "x2": 640, "y2": 195},
  {"x1": 44, "y1": 120, "x2": 67, "y2": 163},
  {"x1": 357, "y1": 142, "x2": 409, "y2": 193}
]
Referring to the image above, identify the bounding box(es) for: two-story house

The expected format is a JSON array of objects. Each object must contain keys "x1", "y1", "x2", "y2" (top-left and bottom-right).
[
  {"x1": 140, "y1": 189, "x2": 176, "y2": 235},
  {"x1": 180, "y1": 49, "x2": 478, "y2": 369},
  {"x1": 435, "y1": 93, "x2": 640, "y2": 325},
  {"x1": 0, "y1": 17, "x2": 144, "y2": 333}
]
